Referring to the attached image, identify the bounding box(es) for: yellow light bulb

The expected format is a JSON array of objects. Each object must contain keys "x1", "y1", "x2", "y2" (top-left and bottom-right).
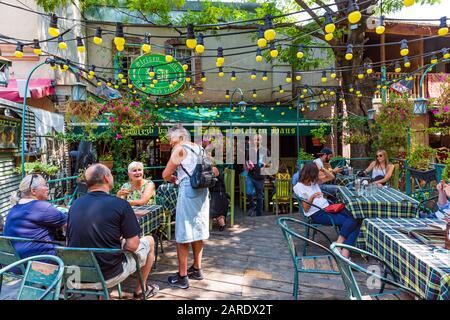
[
  {"x1": 198, "y1": 91, "x2": 203, "y2": 95},
  {"x1": 256, "y1": 55, "x2": 263, "y2": 62},
  {"x1": 150, "y1": 84, "x2": 155, "y2": 88},
  {"x1": 251, "y1": 74, "x2": 256, "y2": 80},
  {"x1": 257, "y1": 38, "x2": 267, "y2": 48},
  {"x1": 264, "y1": 29, "x2": 276, "y2": 41},
  {"x1": 195, "y1": 44, "x2": 204, "y2": 54},
  {"x1": 128, "y1": 84, "x2": 133, "y2": 89},
  {"x1": 88, "y1": 74, "x2": 94, "y2": 80},
  {"x1": 33, "y1": 48, "x2": 42, "y2": 56},
  {"x1": 325, "y1": 33, "x2": 334, "y2": 41},
  {"x1": 149, "y1": 71, "x2": 155, "y2": 77},
  {"x1": 48, "y1": 27, "x2": 60, "y2": 37},
  {"x1": 262, "y1": 76, "x2": 268, "y2": 81},
  {"x1": 345, "y1": 53, "x2": 353, "y2": 61},
  {"x1": 348, "y1": 11, "x2": 362, "y2": 24},
  {"x1": 58, "y1": 42, "x2": 67, "y2": 50},
  {"x1": 376, "y1": 25, "x2": 385, "y2": 35},
  {"x1": 186, "y1": 38, "x2": 197, "y2": 49},
  {"x1": 367, "y1": 68, "x2": 373, "y2": 74},
  {"x1": 186, "y1": 77, "x2": 191, "y2": 83},
  {"x1": 253, "y1": 94, "x2": 257, "y2": 98},
  {"x1": 15, "y1": 51, "x2": 23, "y2": 58},
  {"x1": 321, "y1": 77, "x2": 327, "y2": 83},
  {"x1": 431, "y1": 57, "x2": 438, "y2": 64},
  {"x1": 114, "y1": 85, "x2": 119, "y2": 89},
  {"x1": 404, "y1": 0, "x2": 414, "y2": 7},
  {"x1": 349, "y1": 88, "x2": 354, "y2": 92},
  {"x1": 330, "y1": 73, "x2": 337, "y2": 79},
  {"x1": 225, "y1": 94, "x2": 230, "y2": 99},
  {"x1": 296, "y1": 75, "x2": 302, "y2": 81},
  {"x1": 297, "y1": 51, "x2": 304, "y2": 59},
  {"x1": 325, "y1": 24, "x2": 336, "y2": 34},
  {"x1": 77, "y1": 46, "x2": 86, "y2": 53},
  {"x1": 116, "y1": 45, "x2": 124, "y2": 52},
  {"x1": 231, "y1": 76, "x2": 236, "y2": 81},
  {"x1": 218, "y1": 72, "x2": 224, "y2": 77},
  {"x1": 395, "y1": 67, "x2": 401, "y2": 73},
  {"x1": 444, "y1": 53, "x2": 450, "y2": 59},
  {"x1": 217, "y1": 57, "x2": 224, "y2": 65},
  {"x1": 114, "y1": 37, "x2": 125, "y2": 47},
  {"x1": 439, "y1": 27, "x2": 449, "y2": 37},
  {"x1": 169, "y1": 84, "x2": 173, "y2": 88},
  {"x1": 121, "y1": 79, "x2": 127, "y2": 83},
  {"x1": 97, "y1": 81, "x2": 102, "y2": 87},
  {"x1": 276, "y1": 102, "x2": 281, "y2": 106},
  {"x1": 201, "y1": 77, "x2": 206, "y2": 82},
  {"x1": 358, "y1": 74, "x2": 364, "y2": 79},
  {"x1": 165, "y1": 55, "x2": 173, "y2": 63},
  {"x1": 286, "y1": 77, "x2": 292, "y2": 83},
  {"x1": 270, "y1": 49, "x2": 278, "y2": 58},
  {"x1": 142, "y1": 43, "x2": 151, "y2": 53},
  {"x1": 173, "y1": 80, "x2": 178, "y2": 85},
  {"x1": 300, "y1": 95, "x2": 305, "y2": 99},
  {"x1": 93, "y1": 37, "x2": 102, "y2": 45},
  {"x1": 280, "y1": 89, "x2": 284, "y2": 94},
  {"x1": 400, "y1": 48, "x2": 409, "y2": 56}
]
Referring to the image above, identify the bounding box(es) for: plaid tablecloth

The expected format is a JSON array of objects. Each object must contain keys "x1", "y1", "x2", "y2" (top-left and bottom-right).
[
  {"x1": 363, "y1": 218, "x2": 450, "y2": 300},
  {"x1": 135, "y1": 205, "x2": 165, "y2": 236},
  {"x1": 155, "y1": 183, "x2": 178, "y2": 215},
  {"x1": 335, "y1": 173, "x2": 357, "y2": 186},
  {"x1": 337, "y1": 186, "x2": 420, "y2": 219}
]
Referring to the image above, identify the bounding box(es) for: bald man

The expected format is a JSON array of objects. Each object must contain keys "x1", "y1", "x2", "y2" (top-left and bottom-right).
[{"x1": 67, "y1": 163, "x2": 159, "y2": 299}]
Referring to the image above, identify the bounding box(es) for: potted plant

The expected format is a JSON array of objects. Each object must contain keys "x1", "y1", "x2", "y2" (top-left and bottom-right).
[
  {"x1": 310, "y1": 124, "x2": 327, "y2": 146},
  {"x1": 98, "y1": 153, "x2": 114, "y2": 169},
  {"x1": 15, "y1": 162, "x2": 59, "y2": 180},
  {"x1": 158, "y1": 134, "x2": 171, "y2": 152},
  {"x1": 408, "y1": 145, "x2": 437, "y2": 182}
]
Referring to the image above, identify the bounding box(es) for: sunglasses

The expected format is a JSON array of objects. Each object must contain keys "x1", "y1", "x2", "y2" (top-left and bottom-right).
[
  {"x1": 376, "y1": 154, "x2": 383, "y2": 158},
  {"x1": 29, "y1": 174, "x2": 39, "y2": 190}
]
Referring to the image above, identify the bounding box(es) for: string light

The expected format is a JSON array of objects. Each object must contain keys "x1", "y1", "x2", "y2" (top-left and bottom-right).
[
  {"x1": 262, "y1": 71, "x2": 268, "y2": 81},
  {"x1": 325, "y1": 33, "x2": 334, "y2": 41},
  {"x1": 431, "y1": 55, "x2": 438, "y2": 64},
  {"x1": 201, "y1": 72, "x2": 207, "y2": 82},
  {"x1": 394, "y1": 62, "x2": 401, "y2": 73},
  {"x1": 442, "y1": 48, "x2": 450, "y2": 59},
  {"x1": 216, "y1": 47, "x2": 224, "y2": 66},
  {"x1": 252, "y1": 89, "x2": 257, "y2": 98},
  {"x1": 321, "y1": 71, "x2": 327, "y2": 83},
  {"x1": 297, "y1": 45, "x2": 304, "y2": 59},
  {"x1": 93, "y1": 27, "x2": 103, "y2": 45},
  {"x1": 330, "y1": 68, "x2": 337, "y2": 79},
  {"x1": 357, "y1": 67, "x2": 364, "y2": 79},
  {"x1": 400, "y1": 39, "x2": 409, "y2": 56},
  {"x1": 88, "y1": 65, "x2": 95, "y2": 79},
  {"x1": 14, "y1": 42, "x2": 24, "y2": 58},
  {"x1": 181, "y1": 60, "x2": 189, "y2": 71},
  {"x1": 403, "y1": 57, "x2": 411, "y2": 68},
  {"x1": 142, "y1": 33, "x2": 151, "y2": 53},
  {"x1": 48, "y1": 13, "x2": 60, "y2": 37},
  {"x1": 438, "y1": 17, "x2": 449, "y2": 36},
  {"x1": 269, "y1": 42, "x2": 278, "y2": 58},
  {"x1": 195, "y1": 33, "x2": 205, "y2": 54},
  {"x1": 186, "y1": 24, "x2": 197, "y2": 49},
  {"x1": 165, "y1": 48, "x2": 173, "y2": 63},
  {"x1": 404, "y1": 0, "x2": 415, "y2": 7},
  {"x1": 376, "y1": 16, "x2": 385, "y2": 35},
  {"x1": 296, "y1": 73, "x2": 302, "y2": 81},
  {"x1": 107, "y1": 78, "x2": 112, "y2": 86},
  {"x1": 250, "y1": 70, "x2": 257, "y2": 80},
  {"x1": 324, "y1": 12, "x2": 335, "y2": 34},
  {"x1": 185, "y1": 71, "x2": 191, "y2": 83},
  {"x1": 345, "y1": 44, "x2": 353, "y2": 60},
  {"x1": 58, "y1": 35, "x2": 67, "y2": 50},
  {"x1": 225, "y1": 90, "x2": 230, "y2": 99},
  {"x1": 33, "y1": 39, "x2": 41, "y2": 56},
  {"x1": 347, "y1": 0, "x2": 362, "y2": 25},
  {"x1": 285, "y1": 72, "x2": 292, "y2": 83},
  {"x1": 231, "y1": 71, "x2": 237, "y2": 81},
  {"x1": 256, "y1": 48, "x2": 263, "y2": 62},
  {"x1": 263, "y1": 15, "x2": 276, "y2": 41},
  {"x1": 76, "y1": 37, "x2": 85, "y2": 53},
  {"x1": 279, "y1": 85, "x2": 284, "y2": 94},
  {"x1": 257, "y1": 28, "x2": 267, "y2": 48},
  {"x1": 114, "y1": 22, "x2": 126, "y2": 51},
  {"x1": 218, "y1": 67, "x2": 224, "y2": 77},
  {"x1": 128, "y1": 83, "x2": 133, "y2": 89},
  {"x1": 366, "y1": 63, "x2": 373, "y2": 74}
]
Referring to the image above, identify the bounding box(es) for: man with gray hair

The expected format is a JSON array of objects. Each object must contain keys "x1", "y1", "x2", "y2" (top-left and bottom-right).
[{"x1": 67, "y1": 163, "x2": 159, "y2": 299}]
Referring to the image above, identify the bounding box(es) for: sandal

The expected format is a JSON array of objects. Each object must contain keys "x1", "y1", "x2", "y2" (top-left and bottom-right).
[{"x1": 133, "y1": 283, "x2": 159, "y2": 300}]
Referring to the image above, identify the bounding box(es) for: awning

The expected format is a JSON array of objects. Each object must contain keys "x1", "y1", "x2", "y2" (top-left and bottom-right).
[{"x1": 0, "y1": 78, "x2": 55, "y2": 103}]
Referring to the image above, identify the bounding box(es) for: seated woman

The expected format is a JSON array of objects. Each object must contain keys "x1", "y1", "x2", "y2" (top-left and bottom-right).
[
  {"x1": 293, "y1": 163, "x2": 360, "y2": 258},
  {"x1": 117, "y1": 161, "x2": 156, "y2": 206},
  {"x1": 361, "y1": 150, "x2": 394, "y2": 186},
  {"x1": 4, "y1": 174, "x2": 67, "y2": 259},
  {"x1": 274, "y1": 163, "x2": 291, "y2": 214},
  {"x1": 435, "y1": 180, "x2": 450, "y2": 220}
]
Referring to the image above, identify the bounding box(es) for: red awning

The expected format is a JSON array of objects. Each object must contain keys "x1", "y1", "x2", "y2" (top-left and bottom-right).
[{"x1": 0, "y1": 78, "x2": 55, "y2": 103}]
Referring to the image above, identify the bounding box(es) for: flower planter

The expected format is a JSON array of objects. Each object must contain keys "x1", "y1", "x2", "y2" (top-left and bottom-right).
[
  {"x1": 311, "y1": 137, "x2": 323, "y2": 147},
  {"x1": 408, "y1": 167, "x2": 436, "y2": 183},
  {"x1": 99, "y1": 160, "x2": 114, "y2": 170}
]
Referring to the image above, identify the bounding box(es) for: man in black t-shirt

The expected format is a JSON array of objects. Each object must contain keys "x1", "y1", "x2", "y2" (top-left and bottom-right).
[
  {"x1": 245, "y1": 134, "x2": 271, "y2": 217},
  {"x1": 67, "y1": 163, "x2": 158, "y2": 299}
]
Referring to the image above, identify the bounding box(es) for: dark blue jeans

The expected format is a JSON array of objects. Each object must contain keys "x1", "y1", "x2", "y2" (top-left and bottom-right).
[
  {"x1": 311, "y1": 208, "x2": 360, "y2": 246},
  {"x1": 247, "y1": 176, "x2": 264, "y2": 216}
]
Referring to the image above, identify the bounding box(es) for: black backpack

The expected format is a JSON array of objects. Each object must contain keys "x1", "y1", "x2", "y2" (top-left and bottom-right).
[{"x1": 180, "y1": 145, "x2": 217, "y2": 189}]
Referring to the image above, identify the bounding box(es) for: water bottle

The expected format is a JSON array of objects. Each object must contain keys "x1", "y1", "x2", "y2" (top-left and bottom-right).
[{"x1": 355, "y1": 178, "x2": 361, "y2": 195}]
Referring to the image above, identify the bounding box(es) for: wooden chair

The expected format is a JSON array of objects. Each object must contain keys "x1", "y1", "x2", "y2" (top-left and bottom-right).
[
  {"x1": 0, "y1": 255, "x2": 64, "y2": 300},
  {"x1": 330, "y1": 243, "x2": 421, "y2": 300},
  {"x1": 55, "y1": 247, "x2": 146, "y2": 300},
  {"x1": 277, "y1": 217, "x2": 340, "y2": 300},
  {"x1": 238, "y1": 173, "x2": 247, "y2": 212},
  {"x1": 224, "y1": 168, "x2": 235, "y2": 227},
  {"x1": 272, "y1": 179, "x2": 293, "y2": 215}
]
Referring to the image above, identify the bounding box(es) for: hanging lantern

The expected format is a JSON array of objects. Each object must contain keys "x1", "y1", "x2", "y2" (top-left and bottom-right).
[
  {"x1": 438, "y1": 17, "x2": 449, "y2": 36},
  {"x1": 257, "y1": 28, "x2": 267, "y2": 48},
  {"x1": 72, "y1": 82, "x2": 87, "y2": 102},
  {"x1": 93, "y1": 27, "x2": 103, "y2": 45},
  {"x1": 195, "y1": 33, "x2": 205, "y2": 54},
  {"x1": 48, "y1": 13, "x2": 60, "y2": 37},
  {"x1": 255, "y1": 48, "x2": 263, "y2": 62},
  {"x1": 263, "y1": 15, "x2": 276, "y2": 41},
  {"x1": 33, "y1": 39, "x2": 42, "y2": 56},
  {"x1": 297, "y1": 44, "x2": 304, "y2": 59},
  {"x1": 413, "y1": 97, "x2": 427, "y2": 114},
  {"x1": 142, "y1": 33, "x2": 151, "y2": 53},
  {"x1": 186, "y1": 24, "x2": 197, "y2": 49},
  {"x1": 309, "y1": 99, "x2": 318, "y2": 112},
  {"x1": 376, "y1": 16, "x2": 385, "y2": 35},
  {"x1": 345, "y1": 44, "x2": 353, "y2": 60},
  {"x1": 76, "y1": 37, "x2": 86, "y2": 53},
  {"x1": 347, "y1": 0, "x2": 362, "y2": 25},
  {"x1": 400, "y1": 39, "x2": 409, "y2": 56}
]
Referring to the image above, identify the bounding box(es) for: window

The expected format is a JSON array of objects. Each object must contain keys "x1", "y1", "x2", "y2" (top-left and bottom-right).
[{"x1": 114, "y1": 38, "x2": 142, "y2": 80}]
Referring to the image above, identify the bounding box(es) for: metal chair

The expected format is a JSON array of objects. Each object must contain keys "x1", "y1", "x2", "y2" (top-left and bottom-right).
[
  {"x1": 224, "y1": 168, "x2": 235, "y2": 227},
  {"x1": 0, "y1": 255, "x2": 64, "y2": 300},
  {"x1": 296, "y1": 196, "x2": 339, "y2": 256},
  {"x1": 330, "y1": 243, "x2": 421, "y2": 300},
  {"x1": 277, "y1": 217, "x2": 340, "y2": 300},
  {"x1": 272, "y1": 179, "x2": 293, "y2": 215},
  {"x1": 0, "y1": 236, "x2": 26, "y2": 294},
  {"x1": 55, "y1": 246, "x2": 147, "y2": 300},
  {"x1": 238, "y1": 173, "x2": 248, "y2": 212},
  {"x1": 415, "y1": 191, "x2": 447, "y2": 218}
]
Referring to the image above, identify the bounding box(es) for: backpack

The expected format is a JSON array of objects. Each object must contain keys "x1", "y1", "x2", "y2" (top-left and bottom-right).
[{"x1": 180, "y1": 145, "x2": 217, "y2": 189}]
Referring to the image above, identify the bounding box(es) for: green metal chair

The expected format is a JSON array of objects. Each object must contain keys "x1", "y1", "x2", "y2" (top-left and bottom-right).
[
  {"x1": 55, "y1": 247, "x2": 147, "y2": 300},
  {"x1": 238, "y1": 173, "x2": 247, "y2": 212},
  {"x1": 330, "y1": 158, "x2": 348, "y2": 169},
  {"x1": 0, "y1": 236, "x2": 26, "y2": 294},
  {"x1": 0, "y1": 255, "x2": 64, "y2": 300},
  {"x1": 277, "y1": 217, "x2": 340, "y2": 300},
  {"x1": 330, "y1": 243, "x2": 421, "y2": 300},
  {"x1": 296, "y1": 196, "x2": 339, "y2": 256},
  {"x1": 272, "y1": 179, "x2": 293, "y2": 215},
  {"x1": 224, "y1": 168, "x2": 235, "y2": 227}
]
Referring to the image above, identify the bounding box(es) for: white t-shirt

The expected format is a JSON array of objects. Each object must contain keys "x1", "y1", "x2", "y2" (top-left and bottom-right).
[
  {"x1": 313, "y1": 158, "x2": 324, "y2": 170},
  {"x1": 293, "y1": 182, "x2": 330, "y2": 217}
]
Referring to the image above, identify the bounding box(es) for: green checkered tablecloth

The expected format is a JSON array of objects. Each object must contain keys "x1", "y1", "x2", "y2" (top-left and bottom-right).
[
  {"x1": 363, "y1": 218, "x2": 450, "y2": 300},
  {"x1": 134, "y1": 205, "x2": 165, "y2": 236},
  {"x1": 155, "y1": 183, "x2": 178, "y2": 215},
  {"x1": 337, "y1": 186, "x2": 420, "y2": 219},
  {"x1": 335, "y1": 174, "x2": 357, "y2": 186}
]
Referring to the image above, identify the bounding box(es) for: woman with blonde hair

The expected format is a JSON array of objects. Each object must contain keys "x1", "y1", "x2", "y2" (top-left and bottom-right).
[
  {"x1": 4, "y1": 174, "x2": 67, "y2": 259},
  {"x1": 361, "y1": 150, "x2": 395, "y2": 186},
  {"x1": 117, "y1": 161, "x2": 156, "y2": 206}
]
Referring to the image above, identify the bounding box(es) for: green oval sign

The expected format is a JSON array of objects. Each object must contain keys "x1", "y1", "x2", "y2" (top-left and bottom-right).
[{"x1": 129, "y1": 54, "x2": 186, "y2": 96}]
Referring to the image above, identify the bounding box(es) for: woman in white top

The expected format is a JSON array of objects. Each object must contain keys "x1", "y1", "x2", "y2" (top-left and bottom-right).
[
  {"x1": 362, "y1": 150, "x2": 394, "y2": 186},
  {"x1": 162, "y1": 125, "x2": 218, "y2": 289},
  {"x1": 293, "y1": 163, "x2": 360, "y2": 258}
]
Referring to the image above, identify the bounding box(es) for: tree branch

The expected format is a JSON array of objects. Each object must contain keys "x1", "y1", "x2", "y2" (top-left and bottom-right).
[{"x1": 294, "y1": 0, "x2": 322, "y2": 26}]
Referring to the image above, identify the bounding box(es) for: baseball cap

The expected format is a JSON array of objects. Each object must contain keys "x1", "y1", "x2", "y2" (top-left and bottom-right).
[{"x1": 318, "y1": 147, "x2": 333, "y2": 155}]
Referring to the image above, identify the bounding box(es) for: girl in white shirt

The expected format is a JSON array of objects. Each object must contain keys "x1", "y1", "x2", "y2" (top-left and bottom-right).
[{"x1": 293, "y1": 163, "x2": 360, "y2": 258}]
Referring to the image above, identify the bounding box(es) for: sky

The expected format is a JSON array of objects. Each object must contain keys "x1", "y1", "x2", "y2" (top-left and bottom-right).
[{"x1": 387, "y1": 1, "x2": 450, "y2": 23}]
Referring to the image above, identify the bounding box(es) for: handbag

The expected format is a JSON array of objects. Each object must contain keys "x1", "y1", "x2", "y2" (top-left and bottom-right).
[{"x1": 324, "y1": 203, "x2": 345, "y2": 214}]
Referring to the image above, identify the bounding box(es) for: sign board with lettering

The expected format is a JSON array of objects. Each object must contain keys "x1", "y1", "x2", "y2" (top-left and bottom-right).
[{"x1": 129, "y1": 54, "x2": 185, "y2": 96}]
